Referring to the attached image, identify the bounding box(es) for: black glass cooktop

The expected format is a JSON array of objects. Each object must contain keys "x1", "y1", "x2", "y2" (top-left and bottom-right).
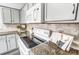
[{"x1": 20, "y1": 37, "x2": 38, "y2": 48}]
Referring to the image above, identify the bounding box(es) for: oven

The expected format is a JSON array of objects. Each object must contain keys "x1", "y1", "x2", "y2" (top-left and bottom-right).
[
  {"x1": 19, "y1": 28, "x2": 50, "y2": 49},
  {"x1": 18, "y1": 28, "x2": 50, "y2": 55}
]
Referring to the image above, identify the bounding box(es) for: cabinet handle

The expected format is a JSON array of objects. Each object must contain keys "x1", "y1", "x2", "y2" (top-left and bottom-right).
[
  {"x1": 9, "y1": 39, "x2": 11, "y2": 48},
  {"x1": 37, "y1": 8, "x2": 39, "y2": 10},
  {"x1": 33, "y1": 9, "x2": 36, "y2": 21},
  {"x1": 72, "y1": 4, "x2": 75, "y2": 14},
  {"x1": 6, "y1": 39, "x2": 8, "y2": 51}
]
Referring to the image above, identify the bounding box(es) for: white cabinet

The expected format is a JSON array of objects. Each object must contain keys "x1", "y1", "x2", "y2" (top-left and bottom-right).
[
  {"x1": 11, "y1": 9, "x2": 20, "y2": 23},
  {"x1": 27, "y1": 3, "x2": 36, "y2": 10},
  {"x1": 45, "y1": 3, "x2": 77, "y2": 22},
  {"x1": 26, "y1": 11, "x2": 33, "y2": 23},
  {"x1": 25, "y1": 4, "x2": 43, "y2": 23},
  {"x1": 2, "y1": 7, "x2": 20, "y2": 24},
  {"x1": 20, "y1": 3, "x2": 42, "y2": 23},
  {"x1": 7, "y1": 34, "x2": 17, "y2": 51},
  {"x1": 0, "y1": 36, "x2": 7, "y2": 54},
  {"x1": 20, "y1": 4, "x2": 27, "y2": 23},
  {"x1": 32, "y1": 4, "x2": 43, "y2": 23},
  {"x1": 25, "y1": 6, "x2": 33, "y2": 23},
  {"x1": 2, "y1": 7, "x2": 11, "y2": 23}
]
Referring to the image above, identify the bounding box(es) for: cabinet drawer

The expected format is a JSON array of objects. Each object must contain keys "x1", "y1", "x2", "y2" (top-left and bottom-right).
[{"x1": 11, "y1": 9, "x2": 20, "y2": 23}]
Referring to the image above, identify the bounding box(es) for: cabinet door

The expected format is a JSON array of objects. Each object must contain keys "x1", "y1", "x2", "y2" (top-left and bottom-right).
[
  {"x1": 33, "y1": 4, "x2": 42, "y2": 23},
  {"x1": 2, "y1": 7, "x2": 11, "y2": 23},
  {"x1": 45, "y1": 3, "x2": 77, "y2": 21},
  {"x1": 26, "y1": 12, "x2": 33, "y2": 23},
  {"x1": 11, "y1": 9, "x2": 20, "y2": 23},
  {"x1": 20, "y1": 4, "x2": 27, "y2": 23},
  {"x1": 7, "y1": 34, "x2": 17, "y2": 51},
  {"x1": 0, "y1": 36, "x2": 7, "y2": 54},
  {"x1": 20, "y1": 8, "x2": 25, "y2": 23},
  {"x1": 28, "y1": 3, "x2": 33, "y2": 9}
]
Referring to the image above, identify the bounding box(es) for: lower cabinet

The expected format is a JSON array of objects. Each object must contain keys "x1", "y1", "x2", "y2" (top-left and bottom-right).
[
  {"x1": 0, "y1": 36, "x2": 7, "y2": 54},
  {"x1": 7, "y1": 34, "x2": 17, "y2": 51},
  {"x1": 0, "y1": 34, "x2": 18, "y2": 54},
  {"x1": 0, "y1": 33, "x2": 30, "y2": 55}
]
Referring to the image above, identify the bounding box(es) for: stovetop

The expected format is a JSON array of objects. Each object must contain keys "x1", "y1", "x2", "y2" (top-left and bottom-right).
[{"x1": 20, "y1": 37, "x2": 38, "y2": 48}]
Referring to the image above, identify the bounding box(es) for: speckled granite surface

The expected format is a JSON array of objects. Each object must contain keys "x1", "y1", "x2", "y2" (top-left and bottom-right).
[{"x1": 31, "y1": 41, "x2": 79, "y2": 55}]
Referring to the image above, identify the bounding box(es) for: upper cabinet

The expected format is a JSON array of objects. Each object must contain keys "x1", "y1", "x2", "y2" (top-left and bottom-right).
[
  {"x1": 11, "y1": 9, "x2": 20, "y2": 23},
  {"x1": 27, "y1": 3, "x2": 36, "y2": 10},
  {"x1": 0, "y1": 36, "x2": 7, "y2": 54},
  {"x1": 0, "y1": 3, "x2": 79, "y2": 24},
  {"x1": 20, "y1": 3, "x2": 37, "y2": 23},
  {"x1": 2, "y1": 7, "x2": 11, "y2": 23},
  {"x1": 7, "y1": 34, "x2": 17, "y2": 50},
  {"x1": 22, "y1": 3, "x2": 78, "y2": 23},
  {"x1": 25, "y1": 3, "x2": 44, "y2": 23},
  {"x1": 45, "y1": 3, "x2": 77, "y2": 22},
  {"x1": 2, "y1": 7, "x2": 20, "y2": 24},
  {"x1": 26, "y1": 10, "x2": 33, "y2": 23},
  {"x1": 20, "y1": 4, "x2": 27, "y2": 23},
  {"x1": 32, "y1": 4, "x2": 44, "y2": 23}
]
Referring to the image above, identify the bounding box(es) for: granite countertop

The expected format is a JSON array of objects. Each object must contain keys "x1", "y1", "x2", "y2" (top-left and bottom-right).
[
  {"x1": 0, "y1": 28, "x2": 18, "y2": 35},
  {"x1": 31, "y1": 41, "x2": 79, "y2": 55}
]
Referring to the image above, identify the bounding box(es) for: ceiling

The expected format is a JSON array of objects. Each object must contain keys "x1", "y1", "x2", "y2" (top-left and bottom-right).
[{"x1": 0, "y1": 3, "x2": 25, "y2": 9}]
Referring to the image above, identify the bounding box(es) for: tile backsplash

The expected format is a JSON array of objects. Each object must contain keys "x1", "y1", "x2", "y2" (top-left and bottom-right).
[{"x1": 27, "y1": 24, "x2": 79, "y2": 40}]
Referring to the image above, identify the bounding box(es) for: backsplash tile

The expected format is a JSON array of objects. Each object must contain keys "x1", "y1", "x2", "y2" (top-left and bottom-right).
[{"x1": 27, "y1": 24, "x2": 79, "y2": 40}]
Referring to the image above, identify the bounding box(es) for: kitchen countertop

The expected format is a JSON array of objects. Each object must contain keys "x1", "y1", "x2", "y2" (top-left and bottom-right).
[
  {"x1": 0, "y1": 28, "x2": 18, "y2": 35},
  {"x1": 31, "y1": 41, "x2": 79, "y2": 55}
]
